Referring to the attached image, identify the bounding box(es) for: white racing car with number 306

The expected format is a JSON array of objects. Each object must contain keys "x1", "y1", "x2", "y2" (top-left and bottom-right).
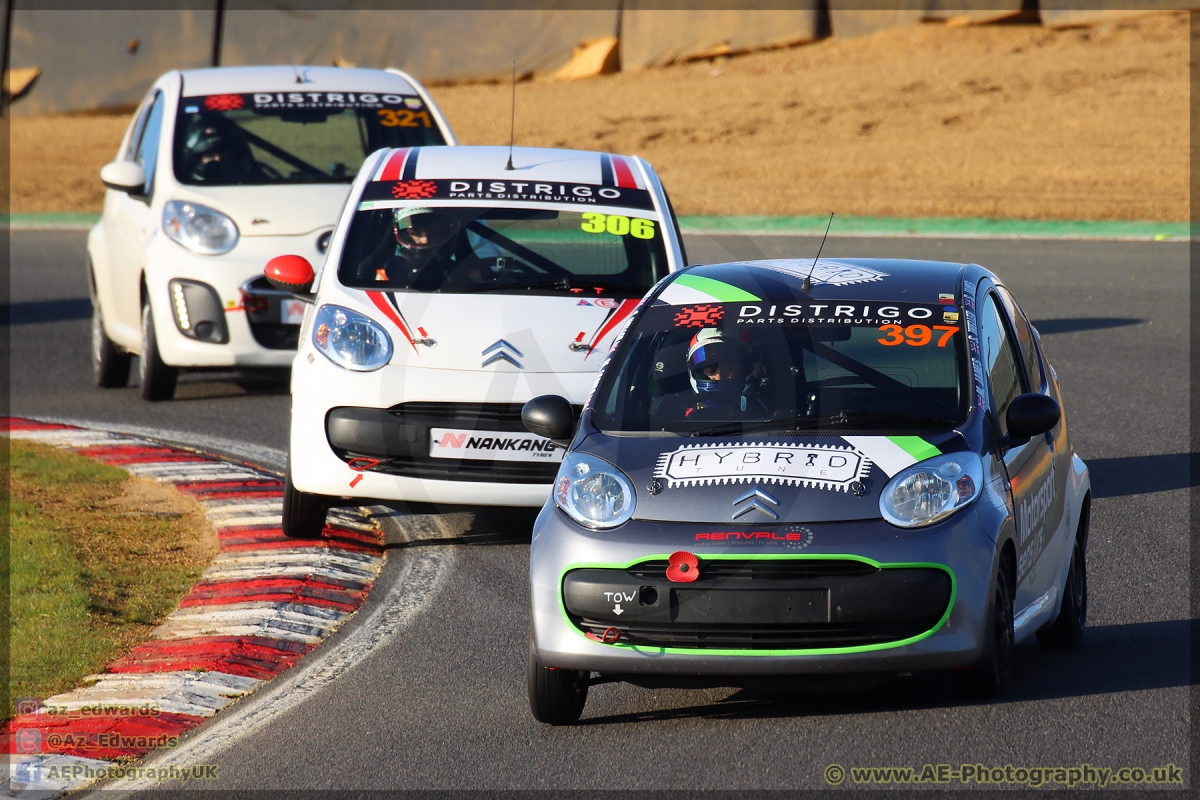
[{"x1": 262, "y1": 145, "x2": 688, "y2": 537}]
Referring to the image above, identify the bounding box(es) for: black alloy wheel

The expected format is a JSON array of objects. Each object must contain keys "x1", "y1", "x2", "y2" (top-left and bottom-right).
[
  {"x1": 1037, "y1": 505, "x2": 1089, "y2": 647},
  {"x1": 961, "y1": 552, "x2": 1015, "y2": 698},
  {"x1": 282, "y1": 457, "x2": 330, "y2": 539},
  {"x1": 92, "y1": 300, "x2": 131, "y2": 388},
  {"x1": 527, "y1": 649, "x2": 589, "y2": 725},
  {"x1": 139, "y1": 301, "x2": 178, "y2": 401}
]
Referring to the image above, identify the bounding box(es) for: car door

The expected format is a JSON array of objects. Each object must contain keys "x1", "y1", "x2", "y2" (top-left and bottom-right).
[
  {"x1": 106, "y1": 89, "x2": 165, "y2": 339},
  {"x1": 978, "y1": 291, "x2": 1063, "y2": 613},
  {"x1": 997, "y1": 286, "x2": 1072, "y2": 593}
]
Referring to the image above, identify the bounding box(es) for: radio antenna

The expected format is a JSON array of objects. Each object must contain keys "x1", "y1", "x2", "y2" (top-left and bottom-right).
[
  {"x1": 505, "y1": 60, "x2": 516, "y2": 170},
  {"x1": 801, "y1": 212, "x2": 835, "y2": 293},
  {"x1": 287, "y1": 57, "x2": 304, "y2": 84}
]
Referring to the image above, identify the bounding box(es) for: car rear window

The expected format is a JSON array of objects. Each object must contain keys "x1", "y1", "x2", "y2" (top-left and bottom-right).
[
  {"x1": 173, "y1": 92, "x2": 445, "y2": 186},
  {"x1": 338, "y1": 206, "x2": 669, "y2": 296},
  {"x1": 593, "y1": 296, "x2": 969, "y2": 434}
]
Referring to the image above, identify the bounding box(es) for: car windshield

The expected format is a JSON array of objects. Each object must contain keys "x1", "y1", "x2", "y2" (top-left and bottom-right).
[
  {"x1": 593, "y1": 297, "x2": 968, "y2": 434},
  {"x1": 338, "y1": 206, "x2": 669, "y2": 295},
  {"x1": 173, "y1": 92, "x2": 445, "y2": 185}
]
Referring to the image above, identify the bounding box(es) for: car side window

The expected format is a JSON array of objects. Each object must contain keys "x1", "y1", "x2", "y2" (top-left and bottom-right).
[
  {"x1": 132, "y1": 91, "x2": 165, "y2": 196},
  {"x1": 997, "y1": 286, "x2": 1045, "y2": 392},
  {"x1": 979, "y1": 293, "x2": 1025, "y2": 435},
  {"x1": 124, "y1": 97, "x2": 154, "y2": 160}
]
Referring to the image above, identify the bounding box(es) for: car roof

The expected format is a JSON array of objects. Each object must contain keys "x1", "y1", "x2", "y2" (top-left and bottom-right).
[
  {"x1": 178, "y1": 66, "x2": 422, "y2": 97},
  {"x1": 657, "y1": 259, "x2": 966, "y2": 304},
  {"x1": 372, "y1": 145, "x2": 649, "y2": 188}
]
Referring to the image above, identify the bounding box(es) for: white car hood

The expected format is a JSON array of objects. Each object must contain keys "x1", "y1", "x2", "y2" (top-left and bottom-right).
[
  {"x1": 171, "y1": 184, "x2": 351, "y2": 237},
  {"x1": 339, "y1": 289, "x2": 641, "y2": 374}
]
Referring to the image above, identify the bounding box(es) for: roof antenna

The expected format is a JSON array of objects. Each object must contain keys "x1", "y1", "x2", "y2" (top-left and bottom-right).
[
  {"x1": 505, "y1": 60, "x2": 516, "y2": 170},
  {"x1": 287, "y1": 57, "x2": 304, "y2": 84},
  {"x1": 802, "y1": 212, "x2": 835, "y2": 293}
]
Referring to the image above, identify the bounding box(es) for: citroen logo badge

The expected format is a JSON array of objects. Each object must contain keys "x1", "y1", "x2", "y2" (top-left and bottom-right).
[
  {"x1": 732, "y1": 487, "x2": 780, "y2": 520},
  {"x1": 481, "y1": 339, "x2": 523, "y2": 369}
]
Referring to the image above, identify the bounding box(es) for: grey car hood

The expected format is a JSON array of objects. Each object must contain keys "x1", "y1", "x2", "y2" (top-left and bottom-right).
[{"x1": 579, "y1": 431, "x2": 967, "y2": 525}]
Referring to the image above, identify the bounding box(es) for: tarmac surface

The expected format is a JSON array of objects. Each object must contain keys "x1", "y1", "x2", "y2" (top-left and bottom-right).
[{"x1": 9, "y1": 229, "x2": 1189, "y2": 790}]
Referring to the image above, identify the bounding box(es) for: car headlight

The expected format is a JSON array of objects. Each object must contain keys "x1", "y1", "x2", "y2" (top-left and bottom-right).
[
  {"x1": 163, "y1": 200, "x2": 239, "y2": 255},
  {"x1": 312, "y1": 304, "x2": 393, "y2": 371},
  {"x1": 554, "y1": 452, "x2": 636, "y2": 529},
  {"x1": 879, "y1": 452, "x2": 983, "y2": 528}
]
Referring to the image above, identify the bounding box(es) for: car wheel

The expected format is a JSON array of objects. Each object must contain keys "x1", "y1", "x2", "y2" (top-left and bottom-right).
[
  {"x1": 282, "y1": 457, "x2": 329, "y2": 539},
  {"x1": 961, "y1": 552, "x2": 1015, "y2": 698},
  {"x1": 139, "y1": 301, "x2": 178, "y2": 401},
  {"x1": 92, "y1": 301, "x2": 131, "y2": 388},
  {"x1": 527, "y1": 649, "x2": 588, "y2": 725},
  {"x1": 1036, "y1": 509, "x2": 1088, "y2": 647}
]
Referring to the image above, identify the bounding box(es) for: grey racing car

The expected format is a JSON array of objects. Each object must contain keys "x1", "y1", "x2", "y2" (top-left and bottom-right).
[{"x1": 521, "y1": 257, "x2": 1091, "y2": 724}]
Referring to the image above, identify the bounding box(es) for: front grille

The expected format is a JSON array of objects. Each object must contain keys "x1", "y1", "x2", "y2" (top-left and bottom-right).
[
  {"x1": 563, "y1": 559, "x2": 951, "y2": 651},
  {"x1": 327, "y1": 402, "x2": 579, "y2": 484},
  {"x1": 573, "y1": 620, "x2": 932, "y2": 650},
  {"x1": 390, "y1": 402, "x2": 529, "y2": 424},
  {"x1": 248, "y1": 322, "x2": 300, "y2": 350},
  {"x1": 242, "y1": 277, "x2": 300, "y2": 350}
]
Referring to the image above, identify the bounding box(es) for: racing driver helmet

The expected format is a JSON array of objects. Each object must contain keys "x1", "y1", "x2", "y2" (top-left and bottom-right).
[
  {"x1": 392, "y1": 206, "x2": 464, "y2": 254},
  {"x1": 183, "y1": 125, "x2": 256, "y2": 182},
  {"x1": 686, "y1": 328, "x2": 761, "y2": 404}
]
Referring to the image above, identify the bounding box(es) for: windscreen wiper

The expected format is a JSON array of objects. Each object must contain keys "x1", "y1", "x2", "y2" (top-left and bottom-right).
[
  {"x1": 450, "y1": 277, "x2": 572, "y2": 293},
  {"x1": 689, "y1": 418, "x2": 798, "y2": 437},
  {"x1": 788, "y1": 411, "x2": 957, "y2": 429}
]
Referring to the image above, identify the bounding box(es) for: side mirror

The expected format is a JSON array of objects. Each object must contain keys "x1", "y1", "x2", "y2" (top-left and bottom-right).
[
  {"x1": 100, "y1": 161, "x2": 146, "y2": 193},
  {"x1": 522, "y1": 395, "x2": 575, "y2": 449},
  {"x1": 265, "y1": 255, "x2": 315, "y2": 299},
  {"x1": 1005, "y1": 393, "x2": 1060, "y2": 443}
]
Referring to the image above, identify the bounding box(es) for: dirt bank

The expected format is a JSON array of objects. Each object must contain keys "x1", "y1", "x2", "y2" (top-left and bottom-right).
[{"x1": 11, "y1": 11, "x2": 1188, "y2": 220}]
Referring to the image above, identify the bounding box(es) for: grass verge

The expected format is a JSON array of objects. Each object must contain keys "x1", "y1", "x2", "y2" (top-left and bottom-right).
[{"x1": 7, "y1": 439, "x2": 217, "y2": 712}]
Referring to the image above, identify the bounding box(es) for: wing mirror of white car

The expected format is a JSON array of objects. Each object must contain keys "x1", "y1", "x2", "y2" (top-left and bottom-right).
[
  {"x1": 265, "y1": 255, "x2": 316, "y2": 302},
  {"x1": 100, "y1": 161, "x2": 147, "y2": 194},
  {"x1": 522, "y1": 395, "x2": 576, "y2": 449}
]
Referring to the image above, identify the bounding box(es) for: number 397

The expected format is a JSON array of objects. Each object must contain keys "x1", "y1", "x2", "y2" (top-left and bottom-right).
[
  {"x1": 878, "y1": 324, "x2": 959, "y2": 347},
  {"x1": 581, "y1": 213, "x2": 656, "y2": 239}
]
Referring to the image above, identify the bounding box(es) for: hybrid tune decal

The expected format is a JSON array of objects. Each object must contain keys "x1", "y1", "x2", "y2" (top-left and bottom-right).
[{"x1": 653, "y1": 442, "x2": 872, "y2": 491}]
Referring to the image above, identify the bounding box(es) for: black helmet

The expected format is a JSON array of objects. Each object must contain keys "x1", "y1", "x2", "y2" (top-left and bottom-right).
[{"x1": 392, "y1": 207, "x2": 463, "y2": 253}]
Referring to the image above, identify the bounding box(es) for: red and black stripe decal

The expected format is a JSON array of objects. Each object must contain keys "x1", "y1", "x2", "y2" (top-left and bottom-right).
[
  {"x1": 610, "y1": 155, "x2": 638, "y2": 188},
  {"x1": 599, "y1": 153, "x2": 615, "y2": 186},
  {"x1": 401, "y1": 147, "x2": 420, "y2": 180},
  {"x1": 365, "y1": 291, "x2": 418, "y2": 354},
  {"x1": 585, "y1": 298, "x2": 639, "y2": 359}
]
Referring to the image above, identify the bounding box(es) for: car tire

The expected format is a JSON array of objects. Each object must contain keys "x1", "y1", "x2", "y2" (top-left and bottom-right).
[
  {"x1": 282, "y1": 458, "x2": 329, "y2": 539},
  {"x1": 1037, "y1": 505, "x2": 1088, "y2": 648},
  {"x1": 527, "y1": 649, "x2": 588, "y2": 725},
  {"x1": 139, "y1": 301, "x2": 178, "y2": 401},
  {"x1": 92, "y1": 301, "x2": 131, "y2": 388},
  {"x1": 961, "y1": 551, "x2": 1015, "y2": 698}
]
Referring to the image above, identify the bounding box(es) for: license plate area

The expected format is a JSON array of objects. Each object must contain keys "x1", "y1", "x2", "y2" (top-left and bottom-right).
[
  {"x1": 428, "y1": 427, "x2": 562, "y2": 463},
  {"x1": 673, "y1": 588, "x2": 830, "y2": 624}
]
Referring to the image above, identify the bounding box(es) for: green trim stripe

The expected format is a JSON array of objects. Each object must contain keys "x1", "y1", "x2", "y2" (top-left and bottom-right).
[
  {"x1": 557, "y1": 553, "x2": 955, "y2": 657},
  {"x1": 7, "y1": 212, "x2": 102, "y2": 229},
  {"x1": 885, "y1": 436, "x2": 942, "y2": 463},
  {"x1": 672, "y1": 273, "x2": 761, "y2": 302},
  {"x1": 6, "y1": 212, "x2": 1188, "y2": 241},
  {"x1": 678, "y1": 214, "x2": 1188, "y2": 242}
]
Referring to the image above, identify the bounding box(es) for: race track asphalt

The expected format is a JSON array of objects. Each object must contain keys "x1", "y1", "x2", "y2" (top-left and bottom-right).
[{"x1": 9, "y1": 229, "x2": 1189, "y2": 790}]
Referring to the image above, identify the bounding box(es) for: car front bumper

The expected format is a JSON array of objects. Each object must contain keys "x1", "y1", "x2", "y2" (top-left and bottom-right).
[
  {"x1": 144, "y1": 232, "x2": 328, "y2": 368},
  {"x1": 529, "y1": 505, "x2": 999, "y2": 676},
  {"x1": 288, "y1": 345, "x2": 597, "y2": 506}
]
